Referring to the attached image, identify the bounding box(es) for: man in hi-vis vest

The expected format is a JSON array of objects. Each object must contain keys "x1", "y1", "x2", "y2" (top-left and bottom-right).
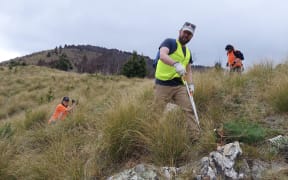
[{"x1": 154, "y1": 22, "x2": 199, "y2": 141}]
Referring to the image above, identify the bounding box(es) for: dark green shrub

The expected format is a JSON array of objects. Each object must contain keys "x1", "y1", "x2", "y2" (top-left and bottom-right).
[
  {"x1": 121, "y1": 51, "x2": 146, "y2": 78},
  {"x1": 51, "y1": 54, "x2": 73, "y2": 71}
]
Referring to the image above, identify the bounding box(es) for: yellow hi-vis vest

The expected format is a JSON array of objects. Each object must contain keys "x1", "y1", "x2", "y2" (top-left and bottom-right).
[{"x1": 155, "y1": 40, "x2": 191, "y2": 81}]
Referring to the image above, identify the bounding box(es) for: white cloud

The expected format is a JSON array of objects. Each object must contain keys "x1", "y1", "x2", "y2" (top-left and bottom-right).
[
  {"x1": 0, "y1": 48, "x2": 22, "y2": 62},
  {"x1": 0, "y1": 0, "x2": 288, "y2": 67}
]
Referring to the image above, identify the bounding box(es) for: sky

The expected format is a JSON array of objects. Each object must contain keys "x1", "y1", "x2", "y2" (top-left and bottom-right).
[{"x1": 1, "y1": 0, "x2": 288, "y2": 68}]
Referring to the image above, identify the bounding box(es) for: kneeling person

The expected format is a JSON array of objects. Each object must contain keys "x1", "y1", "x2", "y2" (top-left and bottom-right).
[{"x1": 48, "y1": 96, "x2": 76, "y2": 124}]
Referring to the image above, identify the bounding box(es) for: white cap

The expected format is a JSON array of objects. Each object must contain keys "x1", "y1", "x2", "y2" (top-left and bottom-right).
[{"x1": 181, "y1": 22, "x2": 196, "y2": 34}]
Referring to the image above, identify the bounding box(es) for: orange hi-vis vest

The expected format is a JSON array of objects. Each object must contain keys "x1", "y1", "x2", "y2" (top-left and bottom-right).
[
  {"x1": 227, "y1": 51, "x2": 242, "y2": 68},
  {"x1": 48, "y1": 103, "x2": 68, "y2": 124}
]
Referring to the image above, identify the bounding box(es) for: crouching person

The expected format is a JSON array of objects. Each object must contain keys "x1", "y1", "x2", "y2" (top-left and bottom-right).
[{"x1": 48, "y1": 96, "x2": 76, "y2": 124}]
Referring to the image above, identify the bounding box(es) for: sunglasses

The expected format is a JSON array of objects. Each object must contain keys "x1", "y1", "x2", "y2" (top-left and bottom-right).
[{"x1": 184, "y1": 22, "x2": 196, "y2": 29}]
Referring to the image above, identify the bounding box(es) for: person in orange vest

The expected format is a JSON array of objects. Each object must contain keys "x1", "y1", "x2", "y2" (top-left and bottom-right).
[
  {"x1": 48, "y1": 96, "x2": 76, "y2": 124},
  {"x1": 225, "y1": 44, "x2": 244, "y2": 73}
]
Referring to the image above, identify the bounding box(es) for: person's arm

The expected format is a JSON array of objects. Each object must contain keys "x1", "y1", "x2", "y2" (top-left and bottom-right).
[
  {"x1": 159, "y1": 47, "x2": 177, "y2": 66},
  {"x1": 67, "y1": 102, "x2": 76, "y2": 112},
  {"x1": 159, "y1": 46, "x2": 186, "y2": 76},
  {"x1": 66, "y1": 100, "x2": 77, "y2": 113}
]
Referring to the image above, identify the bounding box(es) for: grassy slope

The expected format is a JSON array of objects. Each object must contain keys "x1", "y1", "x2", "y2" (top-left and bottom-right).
[{"x1": 0, "y1": 62, "x2": 287, "y2": 179}]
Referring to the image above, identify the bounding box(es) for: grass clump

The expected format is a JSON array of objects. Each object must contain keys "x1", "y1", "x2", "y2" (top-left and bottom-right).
[
  {"x1": 1, "y1": 63, "x2": 288, "y2": 178},
  {"x1": 143, "y1": 109, "x2": 191, "y2": 166},
  {"x1": 102, "y1": 94, "x2": 148, "y2": 163},
  {"x1": 246, "y1": 61, "x2": 274, "y2": 85},
  {"x1": 24, "y1": 110, "x2": 48, "y2": 130},
  {"x1": 223, "y1": 119, "x2": 266, "y2": 144},
  {"x1": 0, "y1": 141, "x2": 17, "y2": 180},
  {"x1": 102, "y1": 87, "x2": 192, "y2": 167},
  {"x1": 0, "y1": 123, "x2": 14, "y2": 139},
  {"x1": 266, "y1": 82, "x2": 288, "y2": 113}
]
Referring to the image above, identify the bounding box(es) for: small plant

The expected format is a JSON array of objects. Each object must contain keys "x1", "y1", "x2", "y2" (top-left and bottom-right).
[
  {"x1": 0, "y1": 123, "x2": 14, "y2": 139},
  {"x1": 46, "y1": 88, "x2": 54, "y2": 102},
  {"x1": 223, "y1": 119, "x2": 266, "y2": 144}
]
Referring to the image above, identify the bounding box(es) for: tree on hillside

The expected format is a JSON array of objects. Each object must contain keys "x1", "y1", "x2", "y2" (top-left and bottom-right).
[
  {"x1": 46, "y1": 52, "x2": 51, "y2": 57},
  {"x1": 8, "y1": 59, "x2": 27, "y2": 70},
  {"x1": 121, "y1": 51, "x2": 147, "y2": 78},
  {"x1": 59, "y1": 45, "x2": 63, "y2": 53},
  {"x1": 78, "y1": 55, "x2": 88, "y2": 73},
  {"x1": 52, "y1": 54, "x2": 73, "y2": 71},
  {"x1": 54, "y1": 47, "x2": 59, "y2": 55}
]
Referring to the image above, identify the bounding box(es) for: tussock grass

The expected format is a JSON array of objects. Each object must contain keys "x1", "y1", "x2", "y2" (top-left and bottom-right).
[
  {"x1": 0, "y1": 61, "x2": 288, "y2": 178},
  {"x1": 103, "y1": 98, "x2": 147, "y2": 162},
  {"x1": 102, "y1": 85, "x2": 195, "y2": 167},
  {"x1": 0, "y1": 140, "x2": 16, "y2": 179},
  {"x1": 262, "y1": 168, "x2": 288, "y2": 180},
  {"x1": 193, "y1": 71, "x2": 222, "y2": 113},
  {"x1": 142, "y1": 109, "x2": 191, "y2": 166},
  {"x1": 246, "y1": 61, "x2": 274, "y2": 86},
  {"x1": 24, "y1": 110, "x2": 48, "y2": 130},
  {"x1": 268, "y1": 83, "x2": 288, "y2": 113},
  {"x1": 262, "y1": 61, "x2": 288, "y2": 113},
  {"x1": 196, "y1": 116, "x2": 218, "y2": 154}
]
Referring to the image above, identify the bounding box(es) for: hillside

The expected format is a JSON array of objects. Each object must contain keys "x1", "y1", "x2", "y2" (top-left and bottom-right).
[
  {"x1": 0, "y1": 63, "x2": 288, "y2": 179},
  {"x1": 0, "y1": 44, "x2": 213, "y2": 78},
  {"x1": 0, "y1": 44, "x2": 156, "y2": 77}
]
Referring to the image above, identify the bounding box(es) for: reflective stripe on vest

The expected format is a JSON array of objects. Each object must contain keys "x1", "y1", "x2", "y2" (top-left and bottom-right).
[{"x1": 155, "y1": 40, "x2": 191, "y2": 80}]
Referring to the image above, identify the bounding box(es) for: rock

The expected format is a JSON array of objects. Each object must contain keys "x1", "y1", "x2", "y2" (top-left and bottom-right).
[
  {"x1": 107, "y1": 164, "x2": 158, "y2": 180},
  {"x1": 268, "y1": 135, "x2": 288, "y2": 162},
  {"x1": 222, "y1": 141, "x2": 242, "y2": 160},
  {"x1": 199, "y1": 157, "x2": 217, "y2": 179},
  {"x1": 238, "y1": 159, "x2": 251, "y2": 179},
  {"x1": 106, "y1": 141, "x2": 288, "y2": 179},
  {"x1": 160, "y1": 167, "x2": 178, "y2": 179},
  {"x1": 251, "y1": 159, "x2": 270, "y2": 180},
  {"x1": 198, "y1": 141, "x2": 243, "y2": 179}
]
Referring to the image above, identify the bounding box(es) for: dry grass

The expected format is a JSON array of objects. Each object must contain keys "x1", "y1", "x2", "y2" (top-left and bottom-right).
[{"x1": 0, "y1": 61, "x2": 288, "y2": 179}]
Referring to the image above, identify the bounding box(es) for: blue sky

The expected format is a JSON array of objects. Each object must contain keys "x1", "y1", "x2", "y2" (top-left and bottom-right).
[{"x1": 1, "y1": 0, "x2": 288, "y2": 68}]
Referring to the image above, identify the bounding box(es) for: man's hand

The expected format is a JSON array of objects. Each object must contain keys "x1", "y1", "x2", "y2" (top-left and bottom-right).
[
  {"x1": 188, "y1": 83, "x2": 194, "y2": 94},
  {"x1": 173, "y1": 62, "x2": 186, "y2": 76},
  {"x1": 226, "y1": 62, "x2": 229, "y2": 67}
]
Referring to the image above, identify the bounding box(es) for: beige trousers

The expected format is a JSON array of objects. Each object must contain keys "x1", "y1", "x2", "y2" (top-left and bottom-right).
[{"x1": 154, "y1": 84, "x2": 200, "y2": 137}]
